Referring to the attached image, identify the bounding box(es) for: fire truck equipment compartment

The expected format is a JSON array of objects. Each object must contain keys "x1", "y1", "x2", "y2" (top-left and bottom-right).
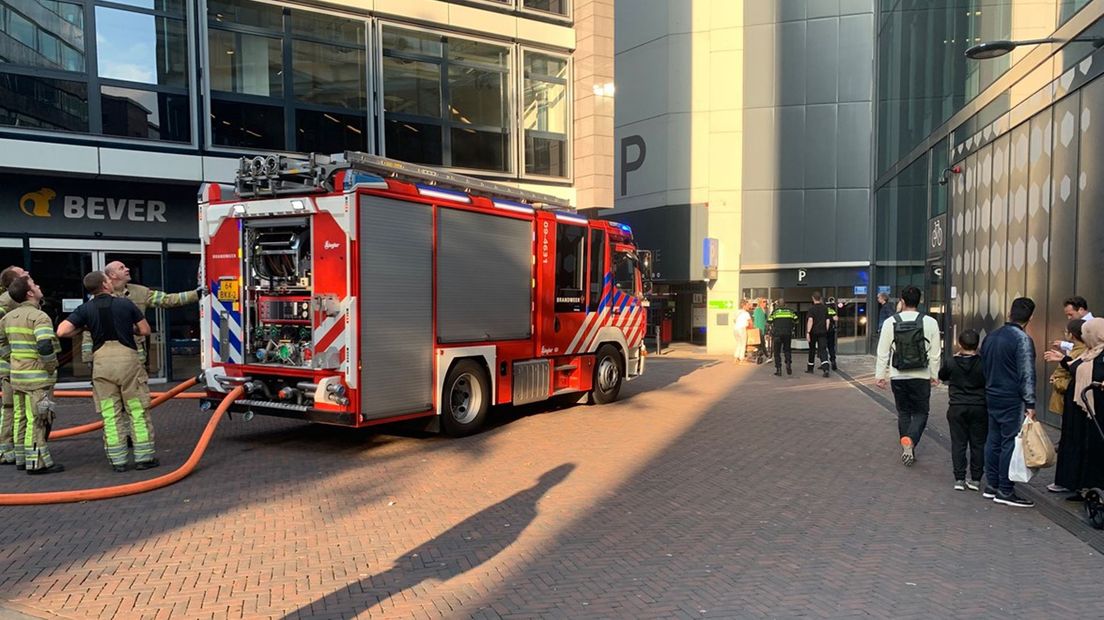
[
  {"x1": 437, "y1": 208, "x2": 532, "y2": 343},
  {"x1": 359, "y1": 195, "x2": 434, "y2": 418}
]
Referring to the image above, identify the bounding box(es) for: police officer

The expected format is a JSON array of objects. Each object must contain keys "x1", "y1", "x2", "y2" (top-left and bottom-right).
[
  {"x1": 59, "y1": 271, "x2": 153, "y2": 472},
  {"x1": 0, "y1": 276, "x2": 62, "y2": 474},
  {"x1": 826, "y1": 298, "x2": 839, "y2": 371},
  {"x1": 768, "y1": 300, "x2": 798, "y2": 376},
  {"x1": 0, "y1": 265, "x2": 27, "y2": 465}
]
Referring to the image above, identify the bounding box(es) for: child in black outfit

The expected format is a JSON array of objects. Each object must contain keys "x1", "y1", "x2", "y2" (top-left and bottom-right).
[{"x1": 938, "y1": 329, "x2": 988, "y2": 491}]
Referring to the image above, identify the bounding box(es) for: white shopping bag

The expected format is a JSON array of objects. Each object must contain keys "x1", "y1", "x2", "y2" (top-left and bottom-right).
[{"x1": 1009, "y1": 434, "x2": 1035, "y2": 483}]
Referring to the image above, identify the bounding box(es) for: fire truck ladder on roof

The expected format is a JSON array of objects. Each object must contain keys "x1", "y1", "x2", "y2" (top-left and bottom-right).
[{"x1": 235, "y1": 151, "x2": 574, "y2": 210}]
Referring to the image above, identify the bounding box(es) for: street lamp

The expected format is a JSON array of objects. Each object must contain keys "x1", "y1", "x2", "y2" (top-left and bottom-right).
[{"x1": 966, "y1": 37, "x2": 1104, "y2": 60}]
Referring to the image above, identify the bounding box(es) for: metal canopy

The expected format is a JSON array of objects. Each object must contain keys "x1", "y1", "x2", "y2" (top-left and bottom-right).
[{"x1": 235, "y1": 151, "x2": 574, "y2": 210}]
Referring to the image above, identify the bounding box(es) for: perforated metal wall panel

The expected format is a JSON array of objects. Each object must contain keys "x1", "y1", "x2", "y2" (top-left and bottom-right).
[
  {"x1": 437, "y1": 209, "x2": 532, "y2": 343},
  {"x1": 358, "y1": 195, "x2": 433, "y2": 418}
]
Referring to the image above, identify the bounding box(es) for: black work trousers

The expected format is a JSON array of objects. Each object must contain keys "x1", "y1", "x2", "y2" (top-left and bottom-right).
[
  {"x1": 806, "y1": 333, "x2": 830, "y2": 370},
  {"x1": 891, "y1": 378, "x2": 931, "y2": 447},
  {"x1": 772, "y1": 335, "x2": 792, "y2": 370},
  {"x1": 946, "y1": 403, "x2": 987, "y2": 482}
]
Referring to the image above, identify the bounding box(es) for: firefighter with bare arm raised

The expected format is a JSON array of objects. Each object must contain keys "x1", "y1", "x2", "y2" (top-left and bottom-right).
[
  {"x1": 0, "y1": 265, "x2": 27, "y2": 465},
  {"x1": 0, "y1": 276, "x2": 62, "y2": 474}
]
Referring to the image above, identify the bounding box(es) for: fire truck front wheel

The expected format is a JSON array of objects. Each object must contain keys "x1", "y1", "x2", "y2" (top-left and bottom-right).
[
  {"x1": 590, "y1": 344, "x2": 624, "y2": 405},
  {"x1": 442, "y1": 359, "x2": 490, "y2": 436}
]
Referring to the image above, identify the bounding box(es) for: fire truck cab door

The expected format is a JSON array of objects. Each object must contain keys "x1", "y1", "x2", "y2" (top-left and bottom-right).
[{"x1": 541, "y1": 220, "x2": 588, "y2": 357}]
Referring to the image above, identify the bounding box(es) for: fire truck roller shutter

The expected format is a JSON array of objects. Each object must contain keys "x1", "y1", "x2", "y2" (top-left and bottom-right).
[
  {"x1": 437, "y1": 209, "x2": 532, "y2": 343},
  {"x1": 358, "y1": 196, "x2": 434, "y2": 419}
]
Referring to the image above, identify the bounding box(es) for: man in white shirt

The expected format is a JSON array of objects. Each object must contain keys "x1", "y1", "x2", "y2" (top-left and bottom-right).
[
  {"x1": 732, "y1": 300, "x2": 751, "y2": 362},
  {"x1": 875, "y1": 285, "x2": 942, "y2": 466},
  {"x1": 1052, "y1": 296, "x2": 1093, "y2": 353}
]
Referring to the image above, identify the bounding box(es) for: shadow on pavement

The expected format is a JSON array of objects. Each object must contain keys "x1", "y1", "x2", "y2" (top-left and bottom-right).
[{"x1": 281, "y1": 464, "x2": 575, "y2": 619}]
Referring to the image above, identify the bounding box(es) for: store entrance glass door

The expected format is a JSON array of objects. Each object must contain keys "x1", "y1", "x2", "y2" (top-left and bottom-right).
[
  {"x1": 28, "y1": 240, "x2": 166, "y2": 386},
  {"x1": 28, "y1": 249, "x2": 94, "y2": 383},
  {"x1": 834, "y1": 298, "x2": 868, "y2": 355}
]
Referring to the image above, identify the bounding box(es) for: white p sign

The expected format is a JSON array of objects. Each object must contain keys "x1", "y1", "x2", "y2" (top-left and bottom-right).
[{"x1": 798, "y1": 269, "x2": 807, "y2": 283}]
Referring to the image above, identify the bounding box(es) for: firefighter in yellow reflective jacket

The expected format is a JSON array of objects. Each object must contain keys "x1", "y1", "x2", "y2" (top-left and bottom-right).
[
  {"x1": 59, "y1": 271, "x2": 153, "y2": 471},
  {"x1": 0, "y1": 276, "x2": 62, "y2": 474},
  {"x1": 81, "y1": 260, "x2": 206, "y2": 380},
  {"x1": 0, "y1": 265, "x2": 27, "y2": 465}
]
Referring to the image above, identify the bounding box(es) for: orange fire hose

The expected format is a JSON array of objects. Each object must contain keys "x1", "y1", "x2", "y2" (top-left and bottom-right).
[
  {"x1": 47, "y1": 377, "x2": 202, "y2": 440},
  {"x1": 0, "y1": 385, "x2": 245, "y2": 506},
  {"x1": 51, "y1": 391, "x2": 205, "y2": 399}
]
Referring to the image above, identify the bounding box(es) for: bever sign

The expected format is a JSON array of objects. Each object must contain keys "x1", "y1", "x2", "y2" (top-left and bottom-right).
[
  {"x1": 20, "y1": 188, "x2": 167, "y2": 222},
  {"x1": 5, "y1": 174, "x2": 198, "y2": 239}
]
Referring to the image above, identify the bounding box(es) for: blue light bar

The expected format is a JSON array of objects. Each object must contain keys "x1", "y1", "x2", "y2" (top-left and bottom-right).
[{"x1": 343, "y1": 170, "x2": 388, "y2": 191}]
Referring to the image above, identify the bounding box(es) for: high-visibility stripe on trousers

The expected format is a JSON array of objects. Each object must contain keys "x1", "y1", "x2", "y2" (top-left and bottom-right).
[
  {"x1": 14, "y1": 388, "x2": 53, "y2": 471},
  {"x1": 92, "y1": 342, "x2": 154, "y2": 466},
  {"x1": 0, "y1": 374, "x2": 14, "y2": 463}
]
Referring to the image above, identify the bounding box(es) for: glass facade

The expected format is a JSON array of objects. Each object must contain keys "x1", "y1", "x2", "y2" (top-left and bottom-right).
[
  {"x1": 0, "y1": 0, "x2": 573, "y2": 181},
  {"x1": 875, "y1": 0, "x2": 1102, "y2": 422},
  {"x1": 0, "y1": 0, "x2": 190, "y2": 141}
]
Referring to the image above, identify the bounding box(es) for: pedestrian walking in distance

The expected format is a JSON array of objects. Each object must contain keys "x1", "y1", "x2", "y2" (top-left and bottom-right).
[
  {"x1": 768, "y1": 301, "x2": 798, "y2": 376},
  {"x1": 58, "y1": 272, "x2": 155, "y2": 472},
  {"x1": 980, "y1": 297, "x2": 1038, "y2": 508},
  {"x1": 938, "y1": 329, "x2": 987, "y2": 491},
  {"x1": 875, "y1": 285, "x2": 941, "y2": 466},
  {"x1": 805, "y1": 292, "x2": 831, "y2": 377},
  {"x1": 732, "y1": 300, "x2": 751, "y2": 363}
]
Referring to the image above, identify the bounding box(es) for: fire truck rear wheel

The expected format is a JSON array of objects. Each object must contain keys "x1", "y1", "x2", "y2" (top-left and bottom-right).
[
  {"x1": 590, "y1": 344, "x2": 624, "y2": 405},
  {"x1": 442, "y1": 360, "x2": 490, "y2": 436}
]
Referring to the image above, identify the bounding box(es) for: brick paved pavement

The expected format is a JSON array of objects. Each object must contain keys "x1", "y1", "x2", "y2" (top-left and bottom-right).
[{"x1": 1, "y1": 354, "x2": 1102, "y2": 619}]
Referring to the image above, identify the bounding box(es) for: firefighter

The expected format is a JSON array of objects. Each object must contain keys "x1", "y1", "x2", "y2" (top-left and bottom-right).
[
  {"x1": 58, "y1": 271, "x2": 153, "y2": 471},
  {"x1": 768, "y1": 300, "x2": 798, "y2": 376},
  {"x1": 0, "y1": 265, "x2": 27, "y2": 465},
  {"x1": 82, "y1": 260, "x2": 206, "y2": 380},
  {"x1": 826, "y1": 299, "x2": 839, "y2": 371},
  {"x1": 0, "y1": 276, "x2": 62, "y2": 474}
]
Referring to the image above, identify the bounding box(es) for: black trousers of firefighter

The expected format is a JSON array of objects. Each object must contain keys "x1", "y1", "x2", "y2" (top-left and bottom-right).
[
  {"x1": 773, "y1": 335, "x2": 792, "y2": 373},
  {"x1": 807, "y1": 333, "x2": 830, "y2": 373}
]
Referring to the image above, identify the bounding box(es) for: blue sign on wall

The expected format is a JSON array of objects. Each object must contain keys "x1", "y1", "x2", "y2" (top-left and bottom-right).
[
  {"x1": 853, "y1": 286, "x2": 868, "y2": 296},
  {"x1": 877, "y1": 285, "x2": 891, "y2": 295}
]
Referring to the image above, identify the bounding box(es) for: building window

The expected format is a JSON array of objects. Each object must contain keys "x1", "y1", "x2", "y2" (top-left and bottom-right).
[
  {"x1": 381, "y1": 24, "x2": 512, "y2": 173},
  {"x1": 0, "y1": 0, "x2": 190, "y2": 143},
  {"x1": 522, "y1": 50, "x2": 568, "y2": 178},
  {"x1": 522, "y1": 0, "x2": 570, "y2": 19},
  {"x1": 207, "y1": 0, "x2": 367, "y2": 154}
]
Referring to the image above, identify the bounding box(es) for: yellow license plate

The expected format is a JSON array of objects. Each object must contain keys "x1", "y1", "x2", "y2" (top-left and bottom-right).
[{"x1": 217, "y1": 280, "x2": 239, "y2": 301}]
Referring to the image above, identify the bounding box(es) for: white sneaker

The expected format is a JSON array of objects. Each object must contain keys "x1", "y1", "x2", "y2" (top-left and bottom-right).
[
  {"x1": 1047, "y1": 483, "x2": 1069, "y2": 493},
  {"x1": 954, "y1": 480, "x2": 966, "y2": 491},
  {"x1": 965, "y1": 479, "x2": 980, "y2": 491}
]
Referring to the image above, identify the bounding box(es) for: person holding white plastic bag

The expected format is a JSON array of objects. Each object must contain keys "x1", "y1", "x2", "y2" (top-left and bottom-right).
[{"x1": 980, "y1": 297, "x2": 1038, "y2": 508}]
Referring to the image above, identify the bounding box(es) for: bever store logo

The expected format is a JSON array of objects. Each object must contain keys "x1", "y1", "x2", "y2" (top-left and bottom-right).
[{"x1": 18, "y1": 187, "x2": 168, "y2": 222}]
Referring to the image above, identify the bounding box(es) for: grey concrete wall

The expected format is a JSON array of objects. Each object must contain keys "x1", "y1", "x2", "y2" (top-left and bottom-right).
[{"x1": 741, "y1": 1, "x2": 875, "y2": 267}]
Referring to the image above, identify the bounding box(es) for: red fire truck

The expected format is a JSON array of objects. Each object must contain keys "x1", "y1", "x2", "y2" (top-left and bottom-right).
[{"x1": 199, "y1": 152, "x2": 648, "y2": 436}]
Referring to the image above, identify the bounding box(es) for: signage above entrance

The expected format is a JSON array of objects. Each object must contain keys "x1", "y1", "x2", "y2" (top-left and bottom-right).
[{"x1": 4, "y1": 174, "x2": 199, "y2": 240}]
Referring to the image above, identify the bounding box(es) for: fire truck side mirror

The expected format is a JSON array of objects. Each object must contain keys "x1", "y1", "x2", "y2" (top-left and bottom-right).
[{"x1": 639, "y1": 250, "x2": 654, "y2": 280}]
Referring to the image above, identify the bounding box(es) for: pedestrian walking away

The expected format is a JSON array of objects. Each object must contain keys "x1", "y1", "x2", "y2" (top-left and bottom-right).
[
  {"x1": 875, "y1": 285, "x2": 941, "y2": 467},
  {"x1": 0, "y1": 265, "x2": 27, "y2": 465},
  {"x1": 980, "y1": 297, "x2": 1039, "y2": 508},
  {"x1": 826, "y1": 300, "x2": 839, "y2": 371},
  {"x1": 805, "y1": 292, "x2": 831, "y2": 377},
  {"x1": 0, "y1": 276, "x2": 62, "y2": 474},
  {"x1": 58, "y1": 271, "x2": 155, "y2": 472},
  {"x1": 768, "y1": 301, "x2": 798, "y2": 376},
  {"x1": 938, "y1": 329, "x2": 987, "y2": 490}
]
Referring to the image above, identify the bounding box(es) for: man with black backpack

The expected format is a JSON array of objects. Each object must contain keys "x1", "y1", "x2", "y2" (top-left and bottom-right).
[{"x1": 875, "y1": 286, "x2": 941, "y2": 466}]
